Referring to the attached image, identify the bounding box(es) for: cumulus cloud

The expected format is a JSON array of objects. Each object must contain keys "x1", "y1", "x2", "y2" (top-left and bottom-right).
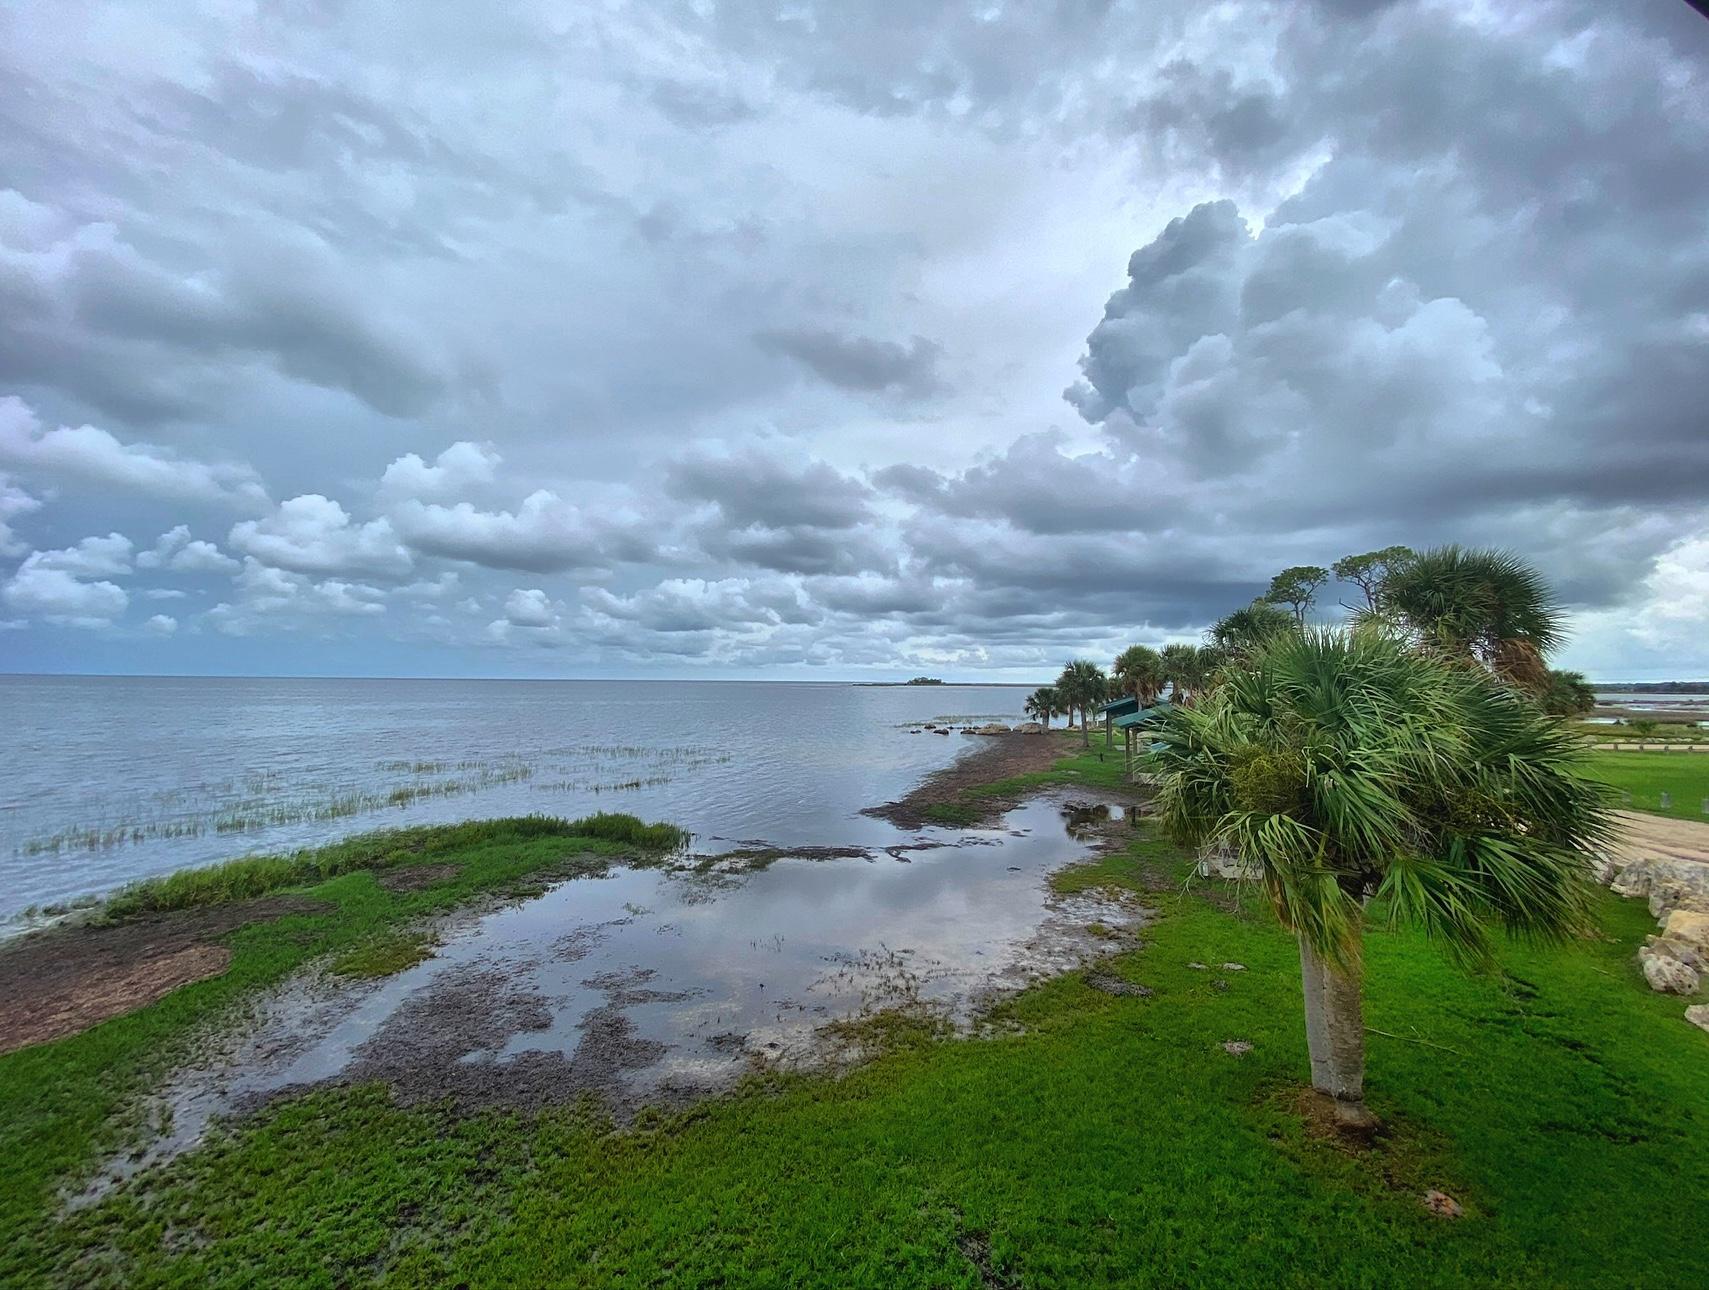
[
  {"x1": 667, "y1": 444, "x2": 875, "y2": 530},
  {"x1": 137, "y1": 525, "x2": 241, "y2": 574},
  {"x1": 28, "y1": 533, "x2": 133, "y2": 578},
  {"x1": 205, "y1": 558, "x2": 388, "y2": 635},
  {"x1": 392, "y1": 490, "x2": 649, "y2": 574},
  {"x1": 378, "y1": 442, "x2": 502, "y2": 501},
  {"x1": 0, "y1": 472, "x2": 41, "y2": 556},
  {"x1": 502, "y1": 587, "x2": 560, "y2": 628},
  {"x1": 230, "y1": 496, "x2": 413, "y2": 580},
  {"x1": 143, "y1": 613, "x2": 178, "y2": 635},
  {"x1": 0, "y1": 397, "x2": 268, "y2": 508},
  {"x1": 2, "y1": 556, "x2": 129, "y2": 626}
]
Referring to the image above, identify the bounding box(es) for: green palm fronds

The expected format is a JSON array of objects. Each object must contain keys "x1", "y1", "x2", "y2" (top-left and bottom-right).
[{"x1": 1151, "y1": 628, "x2": 1612, "y2": 966}]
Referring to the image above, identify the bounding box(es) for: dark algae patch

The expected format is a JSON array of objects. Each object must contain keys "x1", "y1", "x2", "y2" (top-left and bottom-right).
[{"x1": 3, "y1": 756, "x2": 1708, "y2": 1287}]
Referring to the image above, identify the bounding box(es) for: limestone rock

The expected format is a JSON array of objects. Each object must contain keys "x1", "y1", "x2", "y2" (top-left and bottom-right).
[
  {"x1": 1639, "y1": 946, "x2": 1701, "y2": 995},
  {"x1": 1015, "y1": 722, "x2": 1043, "y2": 734},
  {"x1": 1648, "y1": 936, "x2": 1706, "y2": 972},
  {"x1": 1661, "y1": 909, "x2": 1709, "y2": 953},
  {"x1": 1221, "y1": 1040, "x2": 1252, "y2": 1056},
  {"x1": 1685, "y1": 1005, "x2": 1709, "y2": 1035}
]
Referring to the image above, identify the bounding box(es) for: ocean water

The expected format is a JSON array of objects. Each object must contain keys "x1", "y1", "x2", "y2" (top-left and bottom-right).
[{"x1": 0, "y1": 676, "x2": 1030, "y2": 920}]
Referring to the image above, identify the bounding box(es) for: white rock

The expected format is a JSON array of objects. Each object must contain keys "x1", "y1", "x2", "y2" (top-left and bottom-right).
[
  {"x1": 1639, "y1": 946, "x2": 1701, "y2": 995},
  {"x1": 1661, "y1": 909, "x2": 1709, "y2": 953},
  {"x1": 1685, "y1": 1005, "x2": 1709, "y2": 1035}
]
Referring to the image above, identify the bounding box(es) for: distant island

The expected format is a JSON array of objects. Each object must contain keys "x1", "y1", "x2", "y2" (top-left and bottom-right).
[
  {"x1": 904, "y1": 677, "x2": 944, "y2": 686},
  {"x1": 1596, "y1": 681, "x2": 1709, "y2": 693}
]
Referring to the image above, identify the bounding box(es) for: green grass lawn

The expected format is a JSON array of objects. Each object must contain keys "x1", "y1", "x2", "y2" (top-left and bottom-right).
[
  {"x1": 1584, "y1": 750, "x2": 1709, "y2": 821},
  {"x1": 3, "y1": 767, "x2": 1707, "y2": 1286}
]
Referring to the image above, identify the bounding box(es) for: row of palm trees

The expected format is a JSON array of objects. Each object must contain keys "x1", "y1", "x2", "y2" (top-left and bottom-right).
[
  {"x1": 1024, "y1": 643, "x2": 1228, "y2": 747},
  {"x1": 1032, "y1": 545, "x2": 1612, "y2": 1129}
]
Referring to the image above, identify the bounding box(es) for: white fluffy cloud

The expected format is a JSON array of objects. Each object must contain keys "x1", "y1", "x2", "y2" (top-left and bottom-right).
[
  {"x1": 0, "y1": 397, "x2": 268, "y2": 509},
  {"x1": 230, "y1": 495, "x2": 412, "y2": 579},
  {"x1": 205, "y1": 558, "x2": 388, "y2": 635},
  {"x1": 0, "y1": 472, "x2": 41, "y2": 556},
  {"x1": 137, "y1": 525, "x2": 241, "y2": 574},
  {"x1": 378, "y1": 441, "x2": 502, "y2": 502},
  {"x1": 2, "y1": 557, "x2": 129, "y2": 626},
  {"x1": 392, "y1": 489, "x2": 648, "y2": 574}
]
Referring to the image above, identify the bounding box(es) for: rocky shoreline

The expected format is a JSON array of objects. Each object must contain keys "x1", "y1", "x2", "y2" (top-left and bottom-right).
[{"x1": 1594, "y1": 811, "x2": 1709, "y2": 1032}]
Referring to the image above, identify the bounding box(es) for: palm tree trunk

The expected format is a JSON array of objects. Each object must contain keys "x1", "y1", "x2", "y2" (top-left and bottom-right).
[
  {"x1": 1079, "y1": 707, "x2": 1089, "y2": 747},
  {"x1": 1297, "y1": 937, "x2": 1377, "y2": 1128}
]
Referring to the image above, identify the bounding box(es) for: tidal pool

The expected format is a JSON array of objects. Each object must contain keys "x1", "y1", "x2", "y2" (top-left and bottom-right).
[{"x1": 81, "y1": 794, "x2": 1145, "y2": 1201}]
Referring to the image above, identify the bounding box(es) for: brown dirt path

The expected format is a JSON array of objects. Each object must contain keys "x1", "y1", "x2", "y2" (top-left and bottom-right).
[{"x1": 1609, "y1": 810, "x2": 1709, "y2": 868}]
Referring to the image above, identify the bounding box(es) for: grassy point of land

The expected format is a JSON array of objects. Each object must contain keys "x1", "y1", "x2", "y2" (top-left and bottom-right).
[{"x1": 2, "y1": 757, "x2": 1707, "y2": 1286}]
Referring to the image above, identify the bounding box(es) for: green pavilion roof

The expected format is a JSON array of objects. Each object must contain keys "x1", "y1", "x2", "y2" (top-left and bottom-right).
[
  {"x1": 1113, "y1": 701, "x2": 1173, "y2": 730},
  {"x1": 1098, "y1": 695, "x2": 1140, "y2": 718}
]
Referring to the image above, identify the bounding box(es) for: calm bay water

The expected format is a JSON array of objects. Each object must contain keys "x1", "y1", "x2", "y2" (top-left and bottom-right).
[{"x1": 0, "y1": 676, "x2": 1027, "y2": 920}]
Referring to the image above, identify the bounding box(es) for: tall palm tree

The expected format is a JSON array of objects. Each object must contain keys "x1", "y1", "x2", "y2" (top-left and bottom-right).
[
  {"x1": 1208, "y1": 600, "x2": 1295, "y2": 661},
  {"x1": 1150, "y1": 628, "x2": 1609, "y2": 1128},
  {"x1": 1024, "y1": 686, "x2": 1060, "y2": 730},
  {"x1": 1160, "y1": 642, "x2": 1206, "y2": 704},
  {"x1": 1113, "y1": 644, "x2": 1166, "y2": 705},
  {"x1": 1376, "y1": 546, "x2": 1562, "y2": 692},
  {"x1": 1055, "y1": 659, "x2": 1109, "y2": 747}
]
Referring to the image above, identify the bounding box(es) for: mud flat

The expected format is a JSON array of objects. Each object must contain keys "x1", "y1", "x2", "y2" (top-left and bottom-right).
[
  {"x1": 73, "y1": 792, "x2": 1149, "y2": 1201},
  {"x1": 864, "y1": 730, "x2": 1085, "y2": 828}
]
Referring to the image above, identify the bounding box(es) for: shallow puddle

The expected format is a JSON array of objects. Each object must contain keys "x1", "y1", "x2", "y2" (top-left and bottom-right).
[{"x1": 80, "y1": 794, "x2": 1145, "y2": 1202}]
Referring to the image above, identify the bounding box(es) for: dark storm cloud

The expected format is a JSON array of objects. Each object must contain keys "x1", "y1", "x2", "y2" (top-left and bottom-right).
[
  {"x1": 666, "y1": 446, "x2": 875, "y2": 529},
  {"x1": 754, "y1": 327, "x2": 943, "y2": 396}
]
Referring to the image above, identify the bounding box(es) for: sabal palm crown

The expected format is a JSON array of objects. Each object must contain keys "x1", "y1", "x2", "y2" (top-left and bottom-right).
[
  {"x1": 1024, "y1": 686, "x2": 1059, "y2": 728},
  {"x1": 1159, "y1": 642, "x2": 1206, "y2": 702},
  {"x1": 1055, "y1": 659, "x2": 1109, "y2": 743},
  {"x1": 1152, "y1": 628, "x2": 1609, "y2": 969},
  {"x1": 1113, "y1": 645, "x2": 1166, "y2": 703},
  {"x1": 1375, "y1": 545, "x2": 1562, "y2": 690}
]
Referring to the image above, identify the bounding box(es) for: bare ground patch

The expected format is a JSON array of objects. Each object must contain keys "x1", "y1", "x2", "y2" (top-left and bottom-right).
[{"x1": 0, "y1": 896, "x2": 328, "y2": 1055}]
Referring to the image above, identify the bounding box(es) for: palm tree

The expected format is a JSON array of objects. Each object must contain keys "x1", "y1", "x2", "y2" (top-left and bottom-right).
[
  {"x1": 1208, "y1": 600, "x2": 1294, "y2": 661},
  {"x1": 1024, "y1": 686, "x2": 1060, "y2": 730},
  {"x1": 1055, "y1": 659, "x2": 1109, "y2": 747},
  {"x1": 1541, "y1": 669, "x2": 1597, "y2": 718},
  {"x1": 1113, "y1": 644, "x2": 1166, "y2": 705},
  {"x1": 1150, "y1": 628, "x2": 1610, "y2": 1128},
  {"x1": 1160, "y1": 642, "x2": 1207, "y2": 704},
  {"x1": 1376, "y1": 546, "x2": 1562, "y2": 692}
]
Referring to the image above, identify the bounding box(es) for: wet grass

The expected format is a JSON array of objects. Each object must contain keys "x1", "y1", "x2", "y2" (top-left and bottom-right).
[
  {"x1": 1584, "y1": 750, "x2": 1709, "y2": 821},
  {"x1": 96, "y1": 813, "x2": 686, "y2": 919},
  {"x1": 0, "y1": 815, "x2": 684, "y2": 1281},
  {"x1": 329, "y1": 931, "x2": 439, "y2": 979},
  {"x1": 3, "y1": 757, "x2": 1707, "y2": 1286}
]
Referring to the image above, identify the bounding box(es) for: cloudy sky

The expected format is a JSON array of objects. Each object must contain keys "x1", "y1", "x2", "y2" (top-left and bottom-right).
[{"x1": 2, "y1": 0, "x2": 1706, "y2": 680}]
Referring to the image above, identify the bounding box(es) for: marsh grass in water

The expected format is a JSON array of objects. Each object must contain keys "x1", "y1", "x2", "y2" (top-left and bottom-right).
[
  {"x1": 98, "y1": 812, "x2": 687, "y2": 919},
  {"x1": 17, "y1": 745, "x2": 730, "y2": 859}
]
